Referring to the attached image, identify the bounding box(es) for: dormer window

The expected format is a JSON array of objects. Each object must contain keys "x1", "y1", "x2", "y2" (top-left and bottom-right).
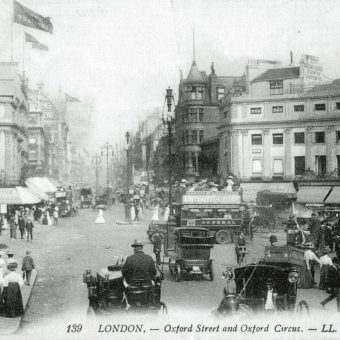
[{"x1": 269, "y1": 80, "x2": 283, "y2": 95}]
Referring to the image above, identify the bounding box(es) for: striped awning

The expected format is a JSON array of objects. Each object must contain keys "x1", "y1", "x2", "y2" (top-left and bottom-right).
[
  {"x1": 0, "y1": 187, "x2": 41, "y2": 205},
  {"x1": 297, "y1": 186, "x2": 332, "y2": 204},
  {"x1": 324, "y1": 187, "x2": 340, "y2": 204}
]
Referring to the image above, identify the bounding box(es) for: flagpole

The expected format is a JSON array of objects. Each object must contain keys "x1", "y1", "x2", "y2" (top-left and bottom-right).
[{"x1": 10, "y1": 0, "x2": 14, "y2": 62}]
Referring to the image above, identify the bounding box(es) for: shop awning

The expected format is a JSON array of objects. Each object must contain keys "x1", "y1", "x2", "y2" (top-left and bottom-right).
[
  {"x1": 25, "y1": 184, "x2": 49, "y2": 201},
  {"x1": 296, "y1": 186, "x2": 332, "y2": 204},
  {"x1": 324, "y1": 186, "x2": 340, "y2": 204},
  {"x1": 240, "y1": 182, "x2": 296, "y2": 203},
  {"x1": 25, "y1": 177, "x2": 58, "y2": 194},
  {"x1": 0, "y1": 187, "x2": 42, "y2": 205}
]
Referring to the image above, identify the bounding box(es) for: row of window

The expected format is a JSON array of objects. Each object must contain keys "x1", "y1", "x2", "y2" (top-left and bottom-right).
[
  {"x1": 181, "y1": 130, "x2": 204, "y2": 145},
  {"x1": 250, "y1": 131, "x2": 340, "y2": 145},
  {"x1": 251, "y1": 155, "x2": 335, "y2": 177},
  {"x1": 184, "y1": 86, "x2": 205, "y2": 100},
  {"x1": 181, "y1": 108, "x2": 204, "y2": 123},
  {"x1": 250, "y1": 102, "x2": 340, "y2": 115}
]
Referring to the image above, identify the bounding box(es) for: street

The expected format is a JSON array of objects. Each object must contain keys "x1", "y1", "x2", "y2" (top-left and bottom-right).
[{"x1": 0, "y1": 205, "x2": 328, "y2": 337}]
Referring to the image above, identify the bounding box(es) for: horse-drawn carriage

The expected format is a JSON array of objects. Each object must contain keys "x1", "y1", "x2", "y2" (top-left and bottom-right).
[{"x1": 83, "y1": 263, "x2": 167, "y2": 316}]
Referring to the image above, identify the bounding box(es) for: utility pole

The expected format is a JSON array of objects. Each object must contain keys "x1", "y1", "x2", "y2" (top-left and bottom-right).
[{"x1": 92, "y1": 153, "x2": 101, "y2": 194}]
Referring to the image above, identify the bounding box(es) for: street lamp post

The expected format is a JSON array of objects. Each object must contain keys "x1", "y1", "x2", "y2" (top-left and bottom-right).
[
  {"x1": 101, "y1": 141, "x2": 114, "y2": 200},
  {"x1": 125, "y1": 132, "x2": 131, "y2": 222},
  {"x1": 92, "y1": 153, "x2": 101, "y2": 194},
  {"x1": 162, "y1": 86, "x2": 176, "y2": 215}
]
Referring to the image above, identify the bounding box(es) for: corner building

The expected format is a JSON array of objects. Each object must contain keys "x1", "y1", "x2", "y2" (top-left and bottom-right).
[
  {"x1": 219, "y1": 55, "x2": 340, "y2": 180},
  {"x1": 175, "y1": 60, "x2": 244, "y2": 179}
]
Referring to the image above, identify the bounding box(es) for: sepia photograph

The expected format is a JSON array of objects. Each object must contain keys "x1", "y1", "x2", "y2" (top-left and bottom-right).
[{"x1": 0, "y1": 0, "x2": 339, "y2": 339}]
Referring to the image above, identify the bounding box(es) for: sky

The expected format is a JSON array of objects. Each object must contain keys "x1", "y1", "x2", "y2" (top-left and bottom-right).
[{"x1": 1, "y1": 0, "x2": 340, "y2": 148}]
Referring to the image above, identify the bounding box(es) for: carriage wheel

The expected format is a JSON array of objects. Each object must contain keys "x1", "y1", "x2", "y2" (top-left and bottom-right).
[
  {"x1": 158, "y1": 302, "x2": 168, "y2": 316},
  {"x1": 215, "y1": 230, "x2": 231, "y2": 244},
  {"x1": 268, "y1": 219, "x2": 279, "y2": 233},
  {"x1": 169, "y1": 259, "x2": 174, "y2": 276},
  {"x1": 209, "y1": 264, "x2": 214, "y2": 281},
  {"x1": 175, "y1": 264, "x2": 181, "y2": 282},
  {"x1": 259, "y1": 220, "x2": 270, "y2": 233},
  {"x1": 238, "y1": 304, "x2": 254, "y2": 317},
  {"x1": 296, "y1": 300, "x2": 309, "y2": 316},
  {"x1": 250, "y1": 219, "x2": 259, "y2": 233},
  {"x1": 86, "y1": 306, "x2": 96, "y2": 319}
]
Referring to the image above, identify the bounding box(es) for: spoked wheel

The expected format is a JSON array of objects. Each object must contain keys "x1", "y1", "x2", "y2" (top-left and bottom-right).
[
  {"x1": 158, "y1": 302, "x2": 168, "y2": 316},
  {"x1": 259, "y1": 219, "x2": 270, "y2": 233},
  {"x1": 250, "y1": 218, "x2": 259, "y2": 233},
  {"x1": 169, "y1": 259, "x2": 173, "y2": 276},
  {"x1": 296, "y1": 300, "x2": 309, "y2": 316},
  {"x1": 215, "y1": 230, "x2": 232, "y2": 244},
  {"x1": 175, "y1": 263, "x2": 181, "y2": 282},
  {"x1": 86, "y1": 306, "x2": 96, "y2": 320},
  {"x1": 237, "y1": 304, "x2": 254, "y2": 318},
  {"x1": 268, "y1": 219, "x2": 279, "y2": 233}
]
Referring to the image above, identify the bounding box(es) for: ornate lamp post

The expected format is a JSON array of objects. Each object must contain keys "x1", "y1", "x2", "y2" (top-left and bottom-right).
[
  {"x1": 162, "y1": 86, "x2": 176, "y2": 214},
  {"x1": 101, "y1": 141, "x2": 114, "y2": 199}
]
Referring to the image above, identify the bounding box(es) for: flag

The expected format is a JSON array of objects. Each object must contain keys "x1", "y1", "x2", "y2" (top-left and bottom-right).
[
  {"x1": 65, "y1": 94, "x2": 80, "y2": 103},
  {"x1": 14, "y1": 1, "x2": 53, "y2": 34},
  {"x1": 25, "y1": 33, "x2": 48, "y2": 51}
]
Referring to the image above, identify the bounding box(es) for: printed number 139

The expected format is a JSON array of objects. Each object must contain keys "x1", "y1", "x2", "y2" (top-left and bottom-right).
[{"x1": 67, "y1": 324, "x2": 83, "y2": 333}]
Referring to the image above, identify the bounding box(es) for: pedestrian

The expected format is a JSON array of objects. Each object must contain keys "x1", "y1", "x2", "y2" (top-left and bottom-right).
[
  {"x1": 25, "y1": 217, "x2": 34, "y2": 242},
  {"x1": 308, "y1": 212, "x2": 321, "y2": 248},
  {"x1": 134, "y1": 204, "x2": 139, "y2": 221},
  {"x1": 130, "y1": 204, "x2": 136, "y2": 221},
  {"x1": 2, "y1": 262, "x2": 24, "y2": 317},
  {"x1": 235, "y1": 231, "x2": 246, "y2": 266},
  {"x1": 53, "y1": 208, "x2": 59, "y2": 225},
  {"x1": 18, "y1": 214, "x2": 25, "y2": 240},
  {"x1": 9, "y1": 217, "x2": 17, "y2": 240},
  {"x1": 163, "y1": 205, "x2": 170, "y2": 223},
  {"x1": 321, "y1": 257, "x2": 340, "y2": 311},
  {"x1": 153, "y1": 233, "x2": 162, "y2": 266},
  {"x1": 226, "y1": 176, "x2": 234, "y2": 192},
  {"x1": 6, "y1": 250, "x2": 18, "y2": 273},
  {"x1": 303, "y1": 247, "x2": 320, "y2": 288},
  {"x1": 21, "y1": 251, "x2": 35, "y2": 286},
  {"x1": 137, "y1": 203, "x2": 143, "y2": 221},
  {"x1": 284, "y1": 215, "x2": 303, "y2": 246},
  {"x1": 151, "y1": 205, "x2": 159, "y2": 223},
  {"x1": 319, "y1": 248, "x2": 333, "y2": 290},
  {"x1": 95, "y1": 209, "x2": 105, "y2": 224}
]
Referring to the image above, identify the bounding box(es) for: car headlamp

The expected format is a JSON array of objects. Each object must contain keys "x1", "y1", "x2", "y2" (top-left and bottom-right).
[{"x1": 288, "y1": 271, "x2": 299, "y2": 283}]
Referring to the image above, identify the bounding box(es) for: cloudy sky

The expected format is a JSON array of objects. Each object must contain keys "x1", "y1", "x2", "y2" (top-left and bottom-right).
[{"x1": 1, "y1": 0, "x2": 340, "y2": 147}]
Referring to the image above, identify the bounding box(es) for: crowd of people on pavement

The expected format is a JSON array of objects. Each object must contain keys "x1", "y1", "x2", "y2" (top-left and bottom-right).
[{"x1": 0, "y1": 249, "x2": 35, "y2": 317}]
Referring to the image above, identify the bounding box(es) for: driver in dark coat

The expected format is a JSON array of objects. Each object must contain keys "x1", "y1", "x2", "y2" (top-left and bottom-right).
[{"x1": 122, "y1": 240, "x2": 157, "y2": 285}]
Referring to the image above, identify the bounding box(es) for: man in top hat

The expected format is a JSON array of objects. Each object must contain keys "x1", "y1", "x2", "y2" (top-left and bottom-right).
[
  {"x1": 25, "y1": 216, "x2": 34, "y2": 242},
  {"x1": 122, "y1": 240, "x2": 157, "y2": 285}
]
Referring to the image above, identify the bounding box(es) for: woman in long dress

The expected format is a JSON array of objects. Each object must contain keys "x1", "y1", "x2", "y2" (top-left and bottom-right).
[
  {"x1": 95, "y1": 209, "x2": 105, "y2": 224},
  {"x1": 163, "y1": 205, "x2": 170, "y2": 223},
  {"x1": 151, "y1": 205, "x2": 159, "y2": 223},
  {"x1": 130, "y1": 205, "x2": 135, "y2": 221}
]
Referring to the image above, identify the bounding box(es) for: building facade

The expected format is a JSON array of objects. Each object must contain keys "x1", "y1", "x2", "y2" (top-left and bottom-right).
[
  {"x1": 218, "y1": 55, "x2": 340, "y2": 181},
  {"x1": 175, "y1": 60, "x2": 244, "y2": 179},
  {"x1": 0, "y1": 62, "x2": 29, "y2": 186}
]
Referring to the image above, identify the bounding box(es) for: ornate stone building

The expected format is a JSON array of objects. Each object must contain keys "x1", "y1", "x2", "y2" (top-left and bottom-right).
[
  {"x1": 0, "y1": 62, "x2": 29, "y2": 186},
  {"x1": 218, "y1": 55, "x2": 340, "y2": 182},
  {"x1": 175, "y1": 59, "x2": 244, "y2": 180}
]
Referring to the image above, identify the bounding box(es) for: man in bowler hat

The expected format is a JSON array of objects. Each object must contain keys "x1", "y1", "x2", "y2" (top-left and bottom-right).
[{"x1": 122, "y1": 240, "x2": 157, "y2": 285}]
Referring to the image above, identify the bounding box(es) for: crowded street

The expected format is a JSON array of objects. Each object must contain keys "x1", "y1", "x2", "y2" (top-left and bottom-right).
[{"x1": 0, "y1": 205, "x2": 327, "y2": 336}]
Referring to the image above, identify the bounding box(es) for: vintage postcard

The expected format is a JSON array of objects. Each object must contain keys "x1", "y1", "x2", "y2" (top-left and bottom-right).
[{"x1": 0, "y1": 0, "x2": 339, "y2": 339}]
